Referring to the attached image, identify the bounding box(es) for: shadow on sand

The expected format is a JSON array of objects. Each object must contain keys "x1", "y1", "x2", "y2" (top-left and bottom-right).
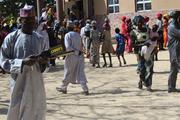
[
  {"x1": 0, "y1": 108, "x2": 8, "y2": 115},
  {"x1": 46, "y1": 65, "x2": 64, "y2": 73},
  {"x1": 154, "y1": 71, "x2": 170, "y2": 74}
]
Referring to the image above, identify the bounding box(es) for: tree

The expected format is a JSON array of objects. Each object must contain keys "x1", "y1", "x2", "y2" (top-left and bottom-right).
[{"x1": 0, "y1": 0, "x2": 35, "y2": 17}]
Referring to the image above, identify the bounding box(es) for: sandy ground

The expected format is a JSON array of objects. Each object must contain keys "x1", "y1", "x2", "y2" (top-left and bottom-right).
[{"x1": 0, "y1": 50, "x2": 180, "y2": 120}]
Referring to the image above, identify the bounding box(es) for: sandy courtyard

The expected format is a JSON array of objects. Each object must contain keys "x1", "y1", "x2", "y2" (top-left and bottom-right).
[{"x1": 0, "y1": 50, "x2": 180, "y2": 120}]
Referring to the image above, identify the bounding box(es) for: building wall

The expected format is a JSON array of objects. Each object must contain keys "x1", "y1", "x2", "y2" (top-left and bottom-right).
[
  {"x1": 93, "y1": 0, "x2": 135, "y2": 15},
  {"x1": 152, "y1": 0, "x2": 180, "y2": 11},
  {"x1": 119, "y1": 0, "x2": 135, "y2": 13},
  {"x1": 93, "y1": 0, "x2": 107, "y2": 15},
  {"x1": 94, "y1": 0, "x2": 180, "y2": 35},
  {"x1": 93, "y1": 0, "x2": 180, "y2": 15}
]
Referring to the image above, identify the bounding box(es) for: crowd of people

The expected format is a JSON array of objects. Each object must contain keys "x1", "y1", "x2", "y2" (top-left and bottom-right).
[
  {"x1": 0, "y1": 4, "x2": 172, "y2": 71},
  {"x1": 0, "y1": 3, "x2": 180, "y2": 120}
]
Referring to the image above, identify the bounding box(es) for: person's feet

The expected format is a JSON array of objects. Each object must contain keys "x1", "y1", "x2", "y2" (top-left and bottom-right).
[
  {"x1": 83, "y1": 91, "x2": 89, "y2": 95},
  {"x1": 138, "y1": 81, "x2": 143, "y2": 89},
  {"x1": 56, "y1": 87, "x2": 67, "y2": 94},
  {"x1": 168, "y1": 88, "x2": 178, "y2": 93},
  {"x1": 159, "y1": 48, "x2": 166, "y2": 51},
  {"x1": 136, "y1": 69, "x2": 140, "y2": 74},
  {"x1": 119, "y1": 62, "x2": 122, "y2": 67},
  {"x1": 155, "y1": 57, "x2": 158, "y2": 61},
  {"x1": 147, "y1": 86, "x2": 153, "y2": 92},
  {"x1": 103, "y1": 63, "x2": 107, "y2": 68},
  {"x1": 92, "y1": 64, "x2": 95, "y2": 67},
  {"x1": 109, "y1": 64, "x2": 113, "y2": 67},
  {"x1": 96, "y1": 64, "x2": 100, "y2": 68},
  {"x1": 56, "y1": 87, "x2": 90, "y2": 95}
]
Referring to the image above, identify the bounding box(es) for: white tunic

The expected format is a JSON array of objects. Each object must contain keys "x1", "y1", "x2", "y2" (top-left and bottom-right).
[
  {"x1": 141, "y1": 40, "x2": 157, "y2": 60},
  {"x1": 0, "y1": 30, "x2": 47, "y2": 120},
  {"x1": 63, "y1": 31, "x2": 87, "y2": 84}
]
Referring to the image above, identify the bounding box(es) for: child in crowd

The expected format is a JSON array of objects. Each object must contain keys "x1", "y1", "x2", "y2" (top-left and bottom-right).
[
  {"x1": 139, "y1": 30, "x2": 159, "y2": 92},
  {"x1": 114, "y1": 28, "x2": 127, "y2": 67},
  {"x1": 150, "y1": 24, "x2": 159, "y2": 61}
]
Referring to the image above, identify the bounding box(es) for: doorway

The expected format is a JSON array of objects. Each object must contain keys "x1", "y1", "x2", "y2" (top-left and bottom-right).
[{"x1": 75, "y1": 0, "x2": 83, "y2": 19}]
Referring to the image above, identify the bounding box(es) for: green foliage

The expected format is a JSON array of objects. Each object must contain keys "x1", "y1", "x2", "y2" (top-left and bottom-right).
[{"x1": 0, "y1": 0, "x2": 35, "y2": 17}]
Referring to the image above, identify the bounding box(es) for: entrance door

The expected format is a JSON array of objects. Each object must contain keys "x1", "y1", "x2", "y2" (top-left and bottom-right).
[
  {"x1": 88, "y1": 0, "x2": 94, "y2": 19},
  {"x1": 75, "y1": 0, "x2": 83, "y2": 19}
]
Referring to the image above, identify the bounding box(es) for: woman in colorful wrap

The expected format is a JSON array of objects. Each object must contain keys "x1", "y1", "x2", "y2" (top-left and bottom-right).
[
  {"x1": 88, "y1": 20, "x2": 101, "y2": 68},
  {"x1": 101, "y1": 18, "x2": 113, "y2": 67},
  {"x1": 130, "y1": 15, "x2": 150, "y2": 88}
]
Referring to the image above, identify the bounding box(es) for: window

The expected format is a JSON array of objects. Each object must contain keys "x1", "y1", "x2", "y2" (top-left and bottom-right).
[
  {"x1": 108, "y1": 0, "x2": 119, "y2": 13},
  {"x1": 136, "y1": 0, "x2": 151, "y2": 11}
]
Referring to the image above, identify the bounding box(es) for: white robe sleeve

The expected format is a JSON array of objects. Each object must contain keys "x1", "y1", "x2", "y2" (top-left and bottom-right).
[
  {"x1": 65, "y1": 33, "x2": 79, "y2": 55},
  {"x1": 0, "y1": 34, "x2": 23, "y2": 73}
]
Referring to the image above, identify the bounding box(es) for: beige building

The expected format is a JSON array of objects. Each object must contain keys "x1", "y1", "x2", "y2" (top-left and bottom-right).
[
  {"x1": 63, "y1": 0, "x2": 180, "y2": 34},
  {"x1": 64, "y1": 0, "x2": 180, "y2": 17}
]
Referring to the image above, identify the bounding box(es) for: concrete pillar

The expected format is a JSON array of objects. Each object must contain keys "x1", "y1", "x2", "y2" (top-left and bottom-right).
[
  {"x1": 36, "y1": 0, "x2": 44, "y2": 23},
  {"x1": 56, "y1": 0, "x2": 64, "y2": 22},
  {"x1": 36, "y1": 0, "x2": 40, "y2": 22},
  {"x1": 83, "y1": 0, "x2": 88, "y2": 18},
  {"x1": 88, "y1": 0, "x2": 94, "y2": 18}
]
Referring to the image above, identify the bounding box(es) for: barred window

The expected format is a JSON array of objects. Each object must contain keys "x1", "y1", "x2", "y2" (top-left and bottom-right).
[
  {"x1": 108, "y1": 0, "x2": 119, "y2": 13},
  {"x1": 136, "y1": 0, "x2": 152, "y2": 11}
]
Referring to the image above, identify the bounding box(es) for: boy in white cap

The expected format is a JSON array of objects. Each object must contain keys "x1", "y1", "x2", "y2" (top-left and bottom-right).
[
  {"x1": 56, "y1": 21, "x2": 89, "y2": 95},
  {"x1": 0, "y1": 4, "x2": 48, "y2": 120}
]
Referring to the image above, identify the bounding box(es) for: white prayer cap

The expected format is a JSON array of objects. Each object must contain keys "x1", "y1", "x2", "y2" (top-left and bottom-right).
[
  {"x1": 91, "y1": 20, "x2": 97, "y2": 26},
  {"x1": 66, "y1": 20, "x2": 74, "y2": 28},
  {"x1": 20, "y1": 4, "x2": 35, "y2": 17}
]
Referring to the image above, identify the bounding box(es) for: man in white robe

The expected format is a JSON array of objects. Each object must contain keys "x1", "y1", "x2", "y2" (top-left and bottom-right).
[
  {"x1": 0, "y1": 5, "x2": 48, "y2": 120},
  {"x1": 56, "y1": 21, "x2": 89, "y2": 95}
]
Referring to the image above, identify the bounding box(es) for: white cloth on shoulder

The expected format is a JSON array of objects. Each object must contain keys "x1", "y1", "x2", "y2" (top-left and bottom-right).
[{"x1": 141, "y1": 40, "x2": 157, "y2": 60}]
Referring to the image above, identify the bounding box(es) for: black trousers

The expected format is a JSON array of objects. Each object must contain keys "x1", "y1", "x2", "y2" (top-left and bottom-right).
[
  {"x1": 168, "y1": 62, "x2": 179, "y2": 90},
  {"x1": 50, "y1": 59, "x2": 56, "y2": 66},
  {"x1": 139, "y1": 57, "x2": 154, "y2": 87},
  {"x1": 158, "y1": 30, "x2": 164, "y2": 50}
]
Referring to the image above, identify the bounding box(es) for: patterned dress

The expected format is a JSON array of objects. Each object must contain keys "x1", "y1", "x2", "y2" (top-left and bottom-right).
[
  {"x1": 89, "y1": 29, "x2": 100, "y2": 64},
  {"x1": 130, "y1": 28, "x2": 149, "y2": 54},
  {"x1": 101, "y1": 30, "x2": 113, "y2": 54}
]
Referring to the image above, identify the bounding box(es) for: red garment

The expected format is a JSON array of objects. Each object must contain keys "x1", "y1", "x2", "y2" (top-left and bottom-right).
[
  {"x1": 125, "y1": 35, "x2": 133, "y2": 53},
  {"x1": 122, "y1": 16, "x2": 126, "y2": 22},
  {"x1": 0, "y1": 31, "x2": 8, "y2": 46},
  {"x1": 163, "y1": 19, "x2": 168, "y2": 47},
  {"x1": 121, "y1": 21, "x2": 127, "y2": 35},
  {"x1": 144, "y1": 16, "x2": 149, "y2": 23},
  {"x1": 121, "y1": 18, "x2": 133, "y2": 53},
  {"x1": 121, "y1": 16, "x2": 127, "y2": 35},
  {"x1": 157, "y1": 13, "x2": 162, "y2": 20}
]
